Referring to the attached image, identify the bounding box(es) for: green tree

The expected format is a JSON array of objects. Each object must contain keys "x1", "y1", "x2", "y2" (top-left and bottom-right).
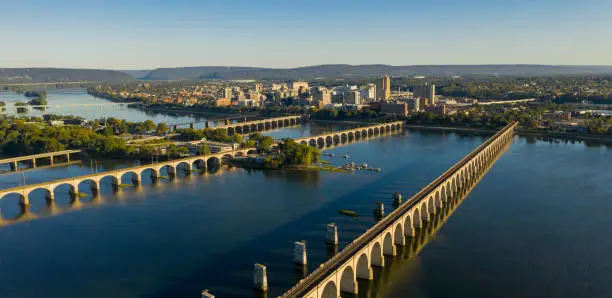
[{"x1": 156, "y1": 123, "x2": 169, "y2": 135}]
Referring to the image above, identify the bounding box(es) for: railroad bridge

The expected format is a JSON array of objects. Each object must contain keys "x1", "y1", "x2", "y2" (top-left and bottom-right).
[
  {"x1": 277, "y1": 121, "x2": 517, "y2": 298},
  {"x1": 0, "y1": 148, "x2": 255, "y2": 205}
]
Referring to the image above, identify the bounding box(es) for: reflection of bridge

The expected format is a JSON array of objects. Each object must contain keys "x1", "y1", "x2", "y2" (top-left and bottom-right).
[
  {"x1": 0, "y1": 150, "x2": 81, "y2": 171},
  {"x1": 0, "y1": 148, "x2": 256, "y2": 205},
  {"x1": 276, "y1": 122, "x2": 517, "y2": 298},
  {"x1": 292, "y1": 121, "x2": 405, "y2": 148}
]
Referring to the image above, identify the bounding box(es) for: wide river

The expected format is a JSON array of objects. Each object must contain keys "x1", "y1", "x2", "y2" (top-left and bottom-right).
[{"x1": 0, "y1": 90, "x2": 611, "y2": 298}]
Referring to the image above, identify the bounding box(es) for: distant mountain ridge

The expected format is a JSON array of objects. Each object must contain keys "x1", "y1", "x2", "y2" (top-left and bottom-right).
[
  {"x1": 0, "y1": 68, "x2": 135, "y2": 84},
  {"x1": 119, "y1": 69, "x2": 153, "y2": 79},
  {"x1": 143, "y1": 64, "x2": 612, "y2": 80}
]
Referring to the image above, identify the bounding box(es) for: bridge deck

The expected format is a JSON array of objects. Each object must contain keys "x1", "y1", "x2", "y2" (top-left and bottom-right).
[{"x1": 0, "y1": 150, "x2": 81, "y2": 164}]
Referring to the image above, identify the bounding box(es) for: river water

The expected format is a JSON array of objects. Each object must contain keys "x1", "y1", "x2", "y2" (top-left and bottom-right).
[{"x1": 0, "y1": 125, "x2": 610, "y2": 298}]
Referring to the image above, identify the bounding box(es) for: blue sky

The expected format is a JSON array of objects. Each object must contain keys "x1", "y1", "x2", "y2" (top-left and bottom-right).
[{"x1": 1, "y1": 0, "x2": 611, "y2": 69}]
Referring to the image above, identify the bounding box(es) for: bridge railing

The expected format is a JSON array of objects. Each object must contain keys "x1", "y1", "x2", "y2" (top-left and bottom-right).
[{"x1": 279, "y1": 121, "x2": 517, "y2": 297}]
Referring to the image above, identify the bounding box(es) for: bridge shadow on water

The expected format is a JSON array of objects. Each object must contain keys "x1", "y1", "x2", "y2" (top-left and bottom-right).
[{"x1": 138, "y1": 148, "x2": 499, "y2": 298}]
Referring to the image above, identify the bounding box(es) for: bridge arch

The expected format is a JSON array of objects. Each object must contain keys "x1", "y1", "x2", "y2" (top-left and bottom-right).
[
  {"x1": 53, "y1": 182, "x2": 76, "y2": 196},
  {"x1": 435, "y1": 191, "x2": 443, "y2": 208},
  {"x1": 28, "y1": 187, "x2": 53, "y2": 202},
  {"x1": 333, "y1": 134, "x2": 340, "y2": 145},
  {"x1": 368, "y1": 128, "x2": 374, "y2": 136},
  {"x1": 317, "y1": 137, "x2": 325, "y2": 148},
  {"x1": 308, "y1": 139, "x2": 317, "y2": 147},
  {"x1": 339, "y1": 266, "x2": 357, "y2": 294},
  {"x1": 370, "y1": 242, "x2": 383, "y2": 267},
  {"x1": 207, "y1": 156, "x2": 221, "y2": 168},
  {"x1": 383, "y1": 232, "x2": 394, "y2": 256},
  {"x1": 326, "y1": 136, "x2": 333, "y2": 146},
  {"x1": 120, "y1": 171, "x2": 141, "y2": 184},
  {"x1": 361, "y1": 130, "x2": 367, "y2": 138},
  {"x1": 340, "y1": 133, "x2": 347, "y2": 144},
  {"x1": 320, "y1": 280, "x2": 338, "y2": 298},
  {"x1": 404, "y1": 213, "x2": 414, "y2": 237},
  {"x1": 77, "y1": 178, "x2": 99, "y2": 192},
  {"x1": 394, "y1": 222, "x2": 404, "y2": 245},
  {"x1": 419, "y1": 203, "x2": 429, "y2": 223},
  {"x1": 355, "y1": 253, "x2": 371, "y2": 280},
  {"x1": 427, "y1": 196, "x2": 436, "y2": 214},
  {"x1": 193, "y1": 159, "x2": 206, "y2": 170}
]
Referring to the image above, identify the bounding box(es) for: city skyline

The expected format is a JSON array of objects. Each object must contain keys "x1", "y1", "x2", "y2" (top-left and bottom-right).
[{"x1": 2, "y1": 0, "x2": 612, "y2": 69}]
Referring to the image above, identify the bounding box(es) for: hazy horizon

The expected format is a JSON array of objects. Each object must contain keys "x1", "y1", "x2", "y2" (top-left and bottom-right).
[
  {"x1": 3, "y1": 63, "x2": 612, "y2": 72},
  {"x1": 2, "y1": 0, "x2": 611, "y2": 69}
]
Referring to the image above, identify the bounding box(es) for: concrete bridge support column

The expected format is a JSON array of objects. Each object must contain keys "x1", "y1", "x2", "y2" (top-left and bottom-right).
[
  {"x1": 20, "y1": 196, "x2": 29, "y2": 206},
  {"x1": 293, "y1": 241, "x2": 307, "y2": 265},
  {"x1": 50, "y1": 156, "x2": 54, "y2": 165},
  {"x1": 326, "y1": 223, "x2": 338, "y2": 245},
  {"x1": 374, "y1": 202, "x2": 384, "y2": 217},
  {"x1": 31, "y1": 158, "x2": 37, "y2": 168},
  {"x1": 46, "y1": 191, "x2": 55, "y2": 201},
  {"x1": 190, "y1": 123, "x2": 195, "y2": 129},
  {"x1": 253, "y1": 263, "x2": 268, "y2": 292},
  {"x1": 10, "y1": 161, "x2": 18, "y2": 171},
  {"x1": 392, "y1": 192, "x2": 402, "y2": 208}
]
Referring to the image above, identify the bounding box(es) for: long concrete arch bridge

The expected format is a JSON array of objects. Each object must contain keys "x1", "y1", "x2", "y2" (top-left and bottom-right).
[
  {"x1": 277, "y1": 121, "x2": 517, "y2": 298},
  {"x1": 0, "y1": 148, "x2": 256, "y2": 206},
  {"x1": 224, "y1": 115, "x2": 301, "y2": 135},
  {"x1": 293, "y1": 121, "x2": 405, "y2": 148}
]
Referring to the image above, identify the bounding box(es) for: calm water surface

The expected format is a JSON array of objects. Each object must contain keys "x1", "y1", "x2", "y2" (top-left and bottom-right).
[{"x1": 0, "y1": 130, "x2": 610, "y2": 298}]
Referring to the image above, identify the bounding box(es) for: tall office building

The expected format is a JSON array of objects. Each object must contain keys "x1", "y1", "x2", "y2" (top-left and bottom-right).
[
  {"x1": 413, "y1": 82, "x2": 436, "y2": 106},
  {"x1": 222, "y1": 87, "x2": 233, "y2": 99},
  {"x1": 375, "y1": 75, "x2": 390, "y2": 100}
]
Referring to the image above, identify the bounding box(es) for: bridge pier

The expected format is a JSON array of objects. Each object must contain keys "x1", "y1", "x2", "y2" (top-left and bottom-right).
[
  {"x1": 31, "y1": 159, "x2": 37, "y2": 168},
  {"x1": 293, "y1": 241, "x2": 307, "y2": 265},
  {"x1": 374, "y1": 202, "x2": 384, "y2": 220},
  {"x1": 49, "y1": 156, "x2": 54, "y2": 166},
  {"x1": 10, "y1": 161, "x2": 17, "y2": 171},
  {"x1": 20, "y1": 196, "x2": 29, "y2": 206},
  {"x1": 392, "y1": 192, "x2": 402, "y2": 208},
  {"x1": 46, "y1": 191, "x2": 54, "y2": 201},
  {"x1": 326, "y1": 223, "x2": 338, "y2": 245},
  {"x1": 253, "y1": 263, "x2": 268, "y2": 292},
  {"x1": 200, "y1": 289, "x2": 214, "y2": 298}
]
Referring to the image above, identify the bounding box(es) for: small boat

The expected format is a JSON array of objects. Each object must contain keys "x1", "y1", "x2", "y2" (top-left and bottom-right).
[
  {"x1": 343, "y1": 154, "x2": 350, "y2": 159},
  {"x1": 338, "y1": 209, "x2": 359, "y2": 217}
]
